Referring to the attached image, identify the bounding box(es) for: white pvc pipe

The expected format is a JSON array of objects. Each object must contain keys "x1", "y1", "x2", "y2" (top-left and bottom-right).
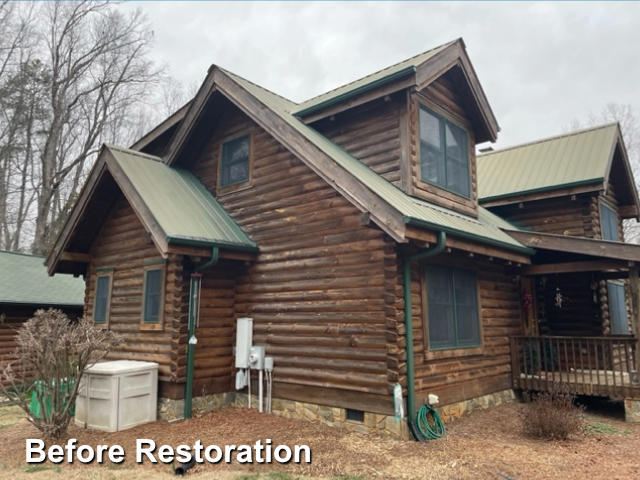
[
  {"x1": 248, "y1": 368, "x2": 252, "y2": 409},
  {"x1": 258, "y1": 369, "x2": 264, "y2": 413}
]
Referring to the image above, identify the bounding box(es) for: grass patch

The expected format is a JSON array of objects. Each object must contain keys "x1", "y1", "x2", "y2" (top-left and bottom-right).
[
  {"x1": 23, "y1": 465, "x2": 61, "y2": 474},
  {"x1": 585, "y1": 421, "x2": 630, "y2": 436},
  {"x1": 338, "y1": 476, "x2": 368, "y2": 480},
  {"x1": 267, "y1": 474, "x2": 301, "y2": 480},
  {"x1": 0, "y1": 404, "x2": 26, "y2": 430},
  {"x1": 234, "y1": 475, "x2": 260, "y2": 480}
]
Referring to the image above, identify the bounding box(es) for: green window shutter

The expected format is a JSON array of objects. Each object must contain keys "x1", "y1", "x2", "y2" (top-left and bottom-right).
[
  {"x1": 419, "y1": 105, "x2": 470, "y2": 198},
  {"x1": 143, "y1": 269, "x2": 162, "y2": 323},
  {"x1": 608, "y1": 281, "x2": 628, "y2": 334},
  {"x1": 94, "y1": 275, "x2": 110, "y2": 323},
  {"x1": 600, "y1": 202, "x2": 620, "y2": 241},
  {"x1": 427, "y1": 266, "x2": 481, "y2": 350},
  {"x1": 220, "y1": 134, "x2": 250, "y2": 187}
]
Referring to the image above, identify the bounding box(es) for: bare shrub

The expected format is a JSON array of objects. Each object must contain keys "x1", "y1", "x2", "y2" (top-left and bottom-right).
[
  {"x1": 521, "y1": 384, "x2": 585, "y2": 440},
  {"x1": 0, "y1": 308, "x2": 122, "y2": 438}
]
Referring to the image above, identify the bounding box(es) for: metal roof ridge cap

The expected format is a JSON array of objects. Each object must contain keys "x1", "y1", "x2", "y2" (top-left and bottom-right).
[{"x1": 478, "y1": 122, "x2": 619, "y2": 159}]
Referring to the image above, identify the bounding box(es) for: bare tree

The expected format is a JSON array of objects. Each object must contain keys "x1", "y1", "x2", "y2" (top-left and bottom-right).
[
  {"x1": 30, "y1": 1, "x2": 162, "y2": 253},
  {"x1": 1, "y1": 309, "x2": 122, "y2": 439},
  {"x1": 565, "y1": 103, "x2": 640, "y2": 242}
]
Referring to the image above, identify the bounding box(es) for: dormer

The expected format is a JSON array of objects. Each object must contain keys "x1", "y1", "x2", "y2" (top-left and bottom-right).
[{"x1": 301, "y1": 39, "x2": 499, "y2": 218}]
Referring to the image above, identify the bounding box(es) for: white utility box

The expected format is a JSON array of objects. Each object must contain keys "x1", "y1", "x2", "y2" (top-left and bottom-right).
[{"x1": 75, "y1": 360, "x2": 158, "y2": 432}]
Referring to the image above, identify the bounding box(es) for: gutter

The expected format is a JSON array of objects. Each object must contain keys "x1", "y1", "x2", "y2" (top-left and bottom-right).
[
  {"x1": 294, "y1": 67, "x2": 416, "y2": 117},
  {"x1": 403, "y1": 231, "x2": 446, "y2": 434},
  {"x1": 403, "y1": 217, "x2": 535, "y2": 256},
  {"x1": 165, "y1": 236, "x2": 258, "y2": 253},
  {"x1": 184, "y1": 247, "x2": 219, "y2": 419}
]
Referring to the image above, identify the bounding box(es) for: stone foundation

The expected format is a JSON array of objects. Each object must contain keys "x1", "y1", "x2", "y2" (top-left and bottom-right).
[
  {"x1": 157, "y1": 388, "x2": 516, "y2": 439},
  {"x1": 624, "y1": 399, "x2": 640, "y2": 422},
  {"x1": 434, "y1": 389, "x2": 516, "y2": 423}
]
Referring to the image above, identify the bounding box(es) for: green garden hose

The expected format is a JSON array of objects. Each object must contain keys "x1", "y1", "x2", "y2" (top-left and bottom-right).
[{"x1": 412, "y1": 404, "x2": 446, "y2": 441}]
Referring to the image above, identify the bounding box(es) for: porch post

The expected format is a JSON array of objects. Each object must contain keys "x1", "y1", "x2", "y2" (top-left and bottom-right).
[{"x1": 628, "y1": 265, "x2": 640, "y2": 378}]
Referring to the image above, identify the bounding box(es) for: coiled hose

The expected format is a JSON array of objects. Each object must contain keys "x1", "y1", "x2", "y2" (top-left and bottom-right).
[{"x1": 411, "y1": 404, "x2": 446, "y2": 441}]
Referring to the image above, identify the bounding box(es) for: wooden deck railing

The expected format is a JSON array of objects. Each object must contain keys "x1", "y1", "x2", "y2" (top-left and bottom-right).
[{"x1": 510, "y1": 335, "x2": 640, "y2": 399}]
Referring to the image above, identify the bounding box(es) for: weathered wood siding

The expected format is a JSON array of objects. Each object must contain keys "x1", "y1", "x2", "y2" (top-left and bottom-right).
[
  {"x1": 536, "y1": 273, "x2": 603, "y2": 336},
  {"x1": 86, "y1": 196, "x2": 178, "y2": 382},
  {"x1": 400, "y1": 252, "x2": 521, "y2": 406},
  {"x1": 171, "y1": 260, "x2": 239, "y2": 397},
  {"x1": 191, "y1": 105, "x2": 393, "y2": 413},
  {"x1": 409, "y1": 75, "x2": 478, "y2": 217},
  {"x1": 313, "y1": 96, "x2": 403, "y2": 186},
  {"x1": 488, "y1": 194, "x2": 598, "y2": 238}
]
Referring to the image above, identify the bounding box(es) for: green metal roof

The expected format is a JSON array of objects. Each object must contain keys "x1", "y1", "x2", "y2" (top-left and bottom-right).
[
  {"x1": 223, "y1": 71, "x2": 532, "y2": 255},
  {"x1": 478, "y1": 123, "x2": 619, "y2": 201},
  {"x1": 293, "y1": 40, "x2": 456, "y2": 116},
  {"x1": 0, "y1": 251, "x2": 84, "y2": 306},
  {"x1": 107, "y1": 145, "x2": 257, "y2": 251}
]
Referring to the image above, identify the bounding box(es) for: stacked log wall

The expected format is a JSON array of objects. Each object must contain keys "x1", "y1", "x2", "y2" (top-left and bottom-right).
[
  {"x1": 192, "y1": 105, "x2": 393, "y2": 413},
  {"x1": 313, "y1": 96, "x2": 403, "y2": 187},
  {"x1": 86, "y1": 196, "x2": 177, "y2": 382}
]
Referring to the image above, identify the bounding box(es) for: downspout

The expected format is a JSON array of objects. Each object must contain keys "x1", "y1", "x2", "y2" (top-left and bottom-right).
[
  {"x1": 403, "y1": 231, "x2": 446, "y2": 436},
  {"x1": 184, "y1": 247, "x2": 219, "y2": 419}
]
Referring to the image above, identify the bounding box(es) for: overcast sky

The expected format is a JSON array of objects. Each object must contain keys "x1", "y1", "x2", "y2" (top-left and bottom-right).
[{"x1": 128, "y1": 1, "x2": 640, "y2": 149}]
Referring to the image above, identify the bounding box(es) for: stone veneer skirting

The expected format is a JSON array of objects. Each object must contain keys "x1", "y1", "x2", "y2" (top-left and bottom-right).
[
  {"x1": 624, "y1": 399, "x2": 640, "y2": 422},
  {"x1": 157, "y1": 388, "x2": 516, "y2": 440}
]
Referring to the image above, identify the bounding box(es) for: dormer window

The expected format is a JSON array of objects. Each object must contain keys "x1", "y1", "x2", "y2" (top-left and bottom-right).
[{"x1": 419, "y1": 105, "x2": 470, "y2": 198}]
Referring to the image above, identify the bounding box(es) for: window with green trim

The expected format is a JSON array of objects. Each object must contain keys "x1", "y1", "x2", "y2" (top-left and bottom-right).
[
  {"x1": 426, "y1": 266, "x2": 480, "y2": 349},
  {"x1": 600, "y1": 201, "x2": 619, "y2": 241},
  {"x1": 142, "y1": 268, "x2": 163, "y2": 323},
  {"x1": 419, "y1": 105, "x2": 470, "y2": 198},
  {"x1": 220, "y1": 134, "x2": 250, "y2": 187},
  {"x1": 94, "y1": 275, "x2": 111, "y2": 324}
]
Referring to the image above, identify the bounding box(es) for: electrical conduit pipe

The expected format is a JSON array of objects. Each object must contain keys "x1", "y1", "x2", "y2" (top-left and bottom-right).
[
  {"x1": 402, "y1": 231, "x2": 446, "y2": 439},
  {"x1": 184, "y1": 247, "x2": 219, "y2": 420}
]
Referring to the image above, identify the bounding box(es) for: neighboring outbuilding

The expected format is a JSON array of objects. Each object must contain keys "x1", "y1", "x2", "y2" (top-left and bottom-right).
[
  {"x1": 0, "y1": 250, "x2": 85, "y2": 372},
  {"x1": 45, "y1": 37, "x2": 640, "y2": 436}
]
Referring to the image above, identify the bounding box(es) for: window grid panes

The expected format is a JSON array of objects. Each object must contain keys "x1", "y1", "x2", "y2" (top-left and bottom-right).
[
  {"x1": 426, "y1": 266, "x2": 480, "y2": 350},
  {"x1": 220, "y1": 135, "x2": 250, "y2": 187},
  {"x1": 419, "y1": 106, "x2": 470, "y2": 198},
  {"x1": 600, "y1": 202, "x2": 619, "y2": 241},
  {"x1": 94, "y1": 275, "x2": 110, "y2": 323},
  {"x1": 143, "y1": 269, "x2": 162, "y2": 323}
]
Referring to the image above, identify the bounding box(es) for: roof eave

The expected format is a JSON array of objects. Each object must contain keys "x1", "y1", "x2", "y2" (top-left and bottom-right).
[
  {"x1": 479, "y1": 178, "x2": 605, "y2": 205},
  {"x1": 165, "y1": 235, "x2": 259, "y2": 253},
  {"x1": 403, "y1": 216, "x2": 536, "y2": 256}
]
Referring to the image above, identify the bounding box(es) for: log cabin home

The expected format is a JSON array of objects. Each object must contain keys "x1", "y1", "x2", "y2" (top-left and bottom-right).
[
  {"x1": 45, "y1": 38, "x2": 640, "y2": 438},
  {"x1": 0, "y1": 251, "x2": 84, "y2": 379}
]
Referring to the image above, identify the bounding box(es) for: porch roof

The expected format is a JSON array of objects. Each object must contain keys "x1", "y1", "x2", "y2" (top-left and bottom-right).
[{"x1": 506, "y1": 230, "x2": 640, "y2": 264}]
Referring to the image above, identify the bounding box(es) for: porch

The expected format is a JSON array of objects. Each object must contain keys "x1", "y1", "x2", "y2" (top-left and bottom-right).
[{"x1": 510, "y1": 335, "x2": 640, "y2": 399}]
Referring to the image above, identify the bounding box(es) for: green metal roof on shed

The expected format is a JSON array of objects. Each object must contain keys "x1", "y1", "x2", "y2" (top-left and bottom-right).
[
  {"x1": 0, "y1": 251, "x2": 84, "y2": 306},
  {"x1": 223, "y1": 70, "x2": 531, "y2": 255},
  {"x1": 106, "y1": 145, "x2": 257, "y2": 251},
  {"x1": 477, "y1": 123, "x2": 619, "y2": 201}
]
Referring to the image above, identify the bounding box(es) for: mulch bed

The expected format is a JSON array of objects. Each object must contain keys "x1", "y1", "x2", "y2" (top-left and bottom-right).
[{"x1": 0, "y1": 402, "x2": 639, "y2": 479}]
